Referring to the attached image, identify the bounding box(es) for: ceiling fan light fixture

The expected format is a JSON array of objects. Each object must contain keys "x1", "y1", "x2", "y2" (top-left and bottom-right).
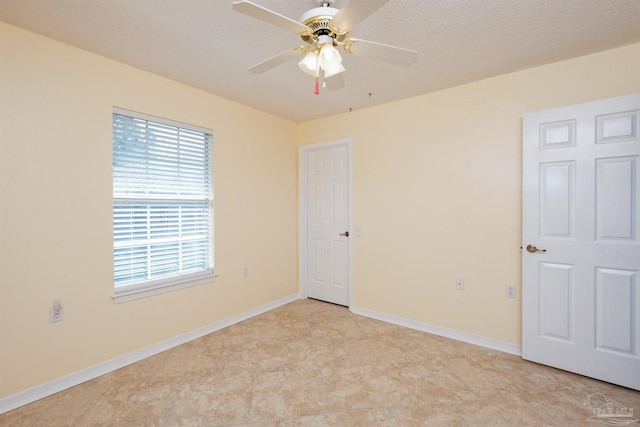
[
  {"x1": 319, "y1": 41, "x2": 338, "y2": 61},
  {"x1": 298, "y1": 51, "x2": 318, "y2": 76},
  {"x1": 321, "y1": 56, "x2": 345, "y2": 78},
  {"x1": 318, "y1": 43, "x2": 345, "y2": 78}
]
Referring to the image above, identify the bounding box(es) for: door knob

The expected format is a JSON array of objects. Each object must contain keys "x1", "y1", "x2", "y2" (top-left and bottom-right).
[
  {"x1": 340, "y1": 231, "x2": 349, "y2": 237},
  {"x1": 526, "y1": 244, "x2": 546, "y2": 253}
]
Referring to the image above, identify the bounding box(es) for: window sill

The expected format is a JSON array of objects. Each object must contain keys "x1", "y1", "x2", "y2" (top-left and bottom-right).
[{"x1": 112, "y1": 271, "x2": 217, "y2": 304}]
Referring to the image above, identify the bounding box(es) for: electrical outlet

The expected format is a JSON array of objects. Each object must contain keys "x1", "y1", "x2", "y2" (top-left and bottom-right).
[
  {"x1": 506, "y1": 285, "x2": 517, "y2": 299},
  {"x1": 49, "y1": 299, "x2": 64, "y2": 323},
  {"x1": 456, "y1": 277, "x2": 464, "y2": 290},
  {"x1": 242, "y1": 266, "x2": 248, "y2": 278}
]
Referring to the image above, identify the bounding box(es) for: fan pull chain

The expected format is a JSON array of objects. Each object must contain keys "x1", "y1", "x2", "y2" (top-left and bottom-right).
[{"x1": 314, "y1": 49, "x2": 320, "y2": 95}]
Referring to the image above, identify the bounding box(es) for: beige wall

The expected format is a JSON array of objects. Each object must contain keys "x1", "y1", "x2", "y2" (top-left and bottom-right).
[
  {"x1": 2, "y1": 18, "x2": 639, "y2": 400},
  {"x1": 0, "y1": 23, "x2": 298, "y2": 397},
  {"x1": 297, "y1": 43, "x2": 640, "y2": 345}
]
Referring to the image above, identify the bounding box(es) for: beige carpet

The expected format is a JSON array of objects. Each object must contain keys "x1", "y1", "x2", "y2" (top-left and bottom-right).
[{"x1": 1, "y1": 298, "x2": 638, "y2": 426}]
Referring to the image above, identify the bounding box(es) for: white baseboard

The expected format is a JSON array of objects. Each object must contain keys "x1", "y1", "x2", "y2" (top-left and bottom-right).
[
  {"x1": 0, "y1": 293, "x2": 302, "y2": 415},
  {"x1": 350, "y1": 306, "x2": 522, "y2": 357}
]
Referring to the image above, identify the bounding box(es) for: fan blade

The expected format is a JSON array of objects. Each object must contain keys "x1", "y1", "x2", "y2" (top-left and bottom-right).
[
  {"x1": 232, "y1": 1, "x2": 309, "y2": 34},
  {"x1": 248, "y1": 49, "x2": 301, "y2": 74},
  {"x1": 331, "y1": 0, "x2": 391, "y2": 31},
  {"x1": 325, "y1": 73, "x2": 345, "y2": 91},
  {"x1": 343, "y1": 38, "x2": 417, "y2": 66}
]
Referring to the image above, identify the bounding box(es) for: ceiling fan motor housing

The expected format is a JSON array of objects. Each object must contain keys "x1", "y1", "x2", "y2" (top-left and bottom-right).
[{"x1": 299, "y1": 6, "x2": 349, "y2": 45}]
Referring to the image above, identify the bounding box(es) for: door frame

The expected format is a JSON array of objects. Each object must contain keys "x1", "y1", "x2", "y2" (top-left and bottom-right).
[{"x1": 299, "y1": 138, "x2": 353, "y2": 308}]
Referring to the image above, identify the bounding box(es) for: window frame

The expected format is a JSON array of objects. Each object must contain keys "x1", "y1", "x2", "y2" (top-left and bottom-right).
[{"x1": 112, "y1": 107, "x2": 215, "y2": 304}]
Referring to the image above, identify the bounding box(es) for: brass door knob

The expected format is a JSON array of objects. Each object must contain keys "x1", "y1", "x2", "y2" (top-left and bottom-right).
[
  {"x1": 340, "y1": 231, "x2": 349, "y2": 237},
  {"x1": 526, "y1": 244, "x2": 546, "y2": 253}
]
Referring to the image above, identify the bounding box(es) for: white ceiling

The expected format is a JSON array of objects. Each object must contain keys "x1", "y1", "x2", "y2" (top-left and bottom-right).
[{"x1": 1, "y1": 0, "x2": 639, "y2": 122}]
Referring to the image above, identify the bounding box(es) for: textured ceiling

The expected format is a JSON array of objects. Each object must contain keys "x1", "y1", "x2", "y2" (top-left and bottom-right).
[{"x1": 1, "y1": 0, "x2": 639, "y2": 122}]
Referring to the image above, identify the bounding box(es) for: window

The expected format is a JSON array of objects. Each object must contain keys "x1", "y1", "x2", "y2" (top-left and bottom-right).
[{"x1": 112, "y1": 108, "x2": 214, "y2": 303}]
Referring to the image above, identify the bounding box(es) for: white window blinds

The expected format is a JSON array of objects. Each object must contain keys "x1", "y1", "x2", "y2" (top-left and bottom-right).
[{"x1": 112, "y1": 109, "x2": 213, "y2": 298}]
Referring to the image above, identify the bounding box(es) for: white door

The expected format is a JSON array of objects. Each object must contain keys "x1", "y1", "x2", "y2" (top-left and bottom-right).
[
  {"x1": 300, "y1": 140, "x2": 351, "y2": 306},
  {"x1": 522, "y1": 94, "x2": 640, "y2": 390}
]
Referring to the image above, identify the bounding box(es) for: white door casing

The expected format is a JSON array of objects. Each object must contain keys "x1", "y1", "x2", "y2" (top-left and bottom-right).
[
  {"x1": 522, "y1": 94, "x2": 640, "y2": 390},
  {"x1": 300, "y1": 139, "x2": 352, "y2": 306}
]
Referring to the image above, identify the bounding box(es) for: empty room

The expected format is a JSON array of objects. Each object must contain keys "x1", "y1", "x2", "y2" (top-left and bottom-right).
[{"x1": 0, "y1": 0, "x2": 639, "y2": 425}]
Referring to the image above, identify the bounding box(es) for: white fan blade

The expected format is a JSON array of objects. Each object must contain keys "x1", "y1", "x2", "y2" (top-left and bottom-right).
[
  {"x1": 344, "y1": 38, "x2": 417, "y2": 66},
  {"x1": 331, "y1": 0, "x2": 391, "y2": 31},
  {"x1": 325, "y1": 73, "x2": 345, "y2": 91},
  {"x1": 248, "y1": 49, "x2": 300, "y2": 74},
  {"x1": 232, "y1": 1, "x2": 309, "y2": 34}
]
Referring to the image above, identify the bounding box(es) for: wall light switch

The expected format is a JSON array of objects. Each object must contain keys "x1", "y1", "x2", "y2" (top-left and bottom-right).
[{"x1": 49, "y1": 299, "x2": 64, "y2": 323}]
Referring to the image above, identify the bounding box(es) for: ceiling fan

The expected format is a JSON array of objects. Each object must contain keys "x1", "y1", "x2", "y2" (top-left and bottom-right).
[{"x1": 232, "y1": 0, "x2": 418, "y2": 93}]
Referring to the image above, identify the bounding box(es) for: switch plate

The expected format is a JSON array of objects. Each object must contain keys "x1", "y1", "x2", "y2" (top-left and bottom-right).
[
  {"x1": 456, "y1": 277, "x2": 464, "y2": 290},
  {"x1": 355, "y1": 226, "x2": 362, "y2": 236},
  {"x1": 49, "y1": 300, "x2": 64, "y2": 323}
]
